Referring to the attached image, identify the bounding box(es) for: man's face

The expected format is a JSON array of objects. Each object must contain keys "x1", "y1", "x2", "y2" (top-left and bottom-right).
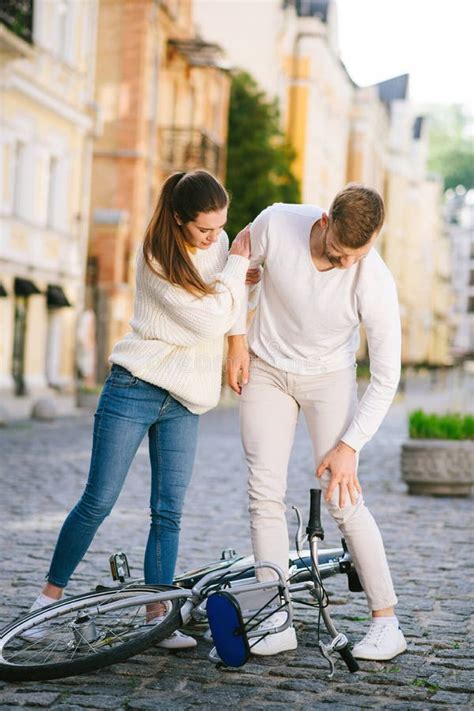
[{"x1": 323, "y1": 225, "x2": 377, "y2": 269}]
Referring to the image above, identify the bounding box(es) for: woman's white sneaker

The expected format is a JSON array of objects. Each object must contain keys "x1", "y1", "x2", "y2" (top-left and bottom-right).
[
  {"x1": 20, "y1": 593, "x2": 59, "y2": 642},
  {"x1": 250, "y1": 611, "x2": 297, "y2": 656},
  {"x1": 147, "y1": 615, "x2": 197, "y2": 649},
  {"x1": 352, "y1": 620, "x2": 407, "y2": 661},
  {"x1": 156, "y1": 629, "x2": 197, "y2": 649}
]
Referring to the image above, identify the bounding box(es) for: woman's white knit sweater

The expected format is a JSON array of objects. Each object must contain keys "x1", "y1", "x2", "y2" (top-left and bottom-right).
[{"x1": 110, "y1": 232, "x2": 249, "y2": 414}]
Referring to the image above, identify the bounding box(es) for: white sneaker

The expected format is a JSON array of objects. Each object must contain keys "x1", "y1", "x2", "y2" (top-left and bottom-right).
[
  {"x1": 157, "y1": 629, "x2": 197, "y2": 649},
  {"x1": 250, "y1": 611, "x2": 297, "y2": 657},
  {"x1": 352, "y1": 621, "x2": 407, "y2": 661},
  {"x1": 147, "y1": 615, "x2": 197, "y2": 650},
  {"x1": 20, "y1": 593, "x2": 58, "y2": 642}
]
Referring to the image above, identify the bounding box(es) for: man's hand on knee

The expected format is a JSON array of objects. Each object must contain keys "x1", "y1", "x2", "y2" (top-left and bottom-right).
[
  {"x1": 226, "y1": 335, "x2": 250, "y2": 395},
  {"x1": 316, "y1": 441, "x2": 362, "y2": 508}
]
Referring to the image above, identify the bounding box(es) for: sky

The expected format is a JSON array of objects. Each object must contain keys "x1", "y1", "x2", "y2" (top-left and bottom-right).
[{"x1": 336, "y1": 0, "x2": 474, "y2": 114}]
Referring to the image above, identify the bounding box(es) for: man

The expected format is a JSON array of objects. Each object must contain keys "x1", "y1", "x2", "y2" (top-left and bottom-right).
[{"x1": 227, "y1": 184, "x2": 406, "y2": 661}]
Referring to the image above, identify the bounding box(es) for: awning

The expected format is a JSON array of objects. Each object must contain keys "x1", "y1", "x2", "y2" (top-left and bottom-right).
[
  {"x1": 0, "y1": 282, "x2": 7, "y2": 297},
  {"x1": 47, "y1": 284, "x2": 72, "y2": 308},
  {"x1": 14, "y1": 278, "x2": 41, "y2": 296}
]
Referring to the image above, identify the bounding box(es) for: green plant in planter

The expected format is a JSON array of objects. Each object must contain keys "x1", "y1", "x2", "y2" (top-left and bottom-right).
[
  {"x1": 402, "y1": 409, "x2": 474, "y2": 496},
  {"x1": 408, "y1": 410, "x2": 474, "y2": 440},
  {"x1": 78, "y1": 384, "x2": 103, "y2": 395}
]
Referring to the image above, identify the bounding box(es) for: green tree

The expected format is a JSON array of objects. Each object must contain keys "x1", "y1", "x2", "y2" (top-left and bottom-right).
[
  {"x1": 225, "y1": 71, "x2": 300, "y2": 238},
  {"x1": 427, "y1": 105, "x2": 474, "y2": 191}
]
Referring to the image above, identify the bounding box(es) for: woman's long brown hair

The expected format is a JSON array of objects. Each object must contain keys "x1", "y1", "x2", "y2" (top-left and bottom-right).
[{"x1": 143, "y1": 170, "x2": 229, "y2": 296}]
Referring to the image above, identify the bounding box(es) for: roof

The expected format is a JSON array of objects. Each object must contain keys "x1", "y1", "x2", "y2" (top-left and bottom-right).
[
  {"x1": 295, "y1": 1, "x2": 330, "y2": 21},
  {"x1": 375, "y1": 74, "x2": 409, "y2": 105},
  {"x1": 168, "y1": 38, "x2": 230, "y2": 70}
]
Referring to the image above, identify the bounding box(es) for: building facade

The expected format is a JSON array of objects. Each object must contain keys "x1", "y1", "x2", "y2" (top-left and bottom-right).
[
  {"x1": 377, "y1": 80, "x2": 452, "y2": 365},
  {"x1": 88, "y1": 0, "x2": 231, "y2": 379},
  {"x1": 446, "y1": 189, "x2": 474, "y2": 360},
  {"x1": 194, "y1": 0, "x2": 453, "y2": 365},
  {"x1": 0, "y1": 0, "x2": 99, "y2": 401}
]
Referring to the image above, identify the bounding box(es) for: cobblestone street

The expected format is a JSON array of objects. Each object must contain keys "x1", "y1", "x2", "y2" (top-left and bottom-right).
[{"x1": 0, "y1": 379, "x2": 472, "y2": 710}]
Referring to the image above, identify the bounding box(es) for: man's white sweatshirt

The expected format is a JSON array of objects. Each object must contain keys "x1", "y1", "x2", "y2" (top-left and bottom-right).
[{"x1": 228, "y1": 203, "x2": 401, "y2": 451}]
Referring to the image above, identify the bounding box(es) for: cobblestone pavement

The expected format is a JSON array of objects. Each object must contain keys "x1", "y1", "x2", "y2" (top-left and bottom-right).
[{"x1": 0, "y1": 380, "x2": 472, "y2": 710}]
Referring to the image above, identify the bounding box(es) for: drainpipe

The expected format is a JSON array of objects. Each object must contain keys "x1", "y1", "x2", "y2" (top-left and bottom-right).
[
  {"x1": 287, "y1": 30, "x2": 325, "y2": 145},
  {"x1": 146, "y1": 0, "x2": 162, "y2": 221},
  {"x1": 76, "y1": 0, "x2": 100, "y2": 390},
  {"x1": 78, "y1": 0, "x2": 100, "y2": 312}
]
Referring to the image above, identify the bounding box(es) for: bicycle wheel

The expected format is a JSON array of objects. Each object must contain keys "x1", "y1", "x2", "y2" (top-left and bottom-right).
[{"x1": 0, "y1": 585, "x2": 183, "y2": 682}]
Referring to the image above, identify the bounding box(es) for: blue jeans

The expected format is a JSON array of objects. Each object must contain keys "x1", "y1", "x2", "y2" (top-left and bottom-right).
[{"x1": 47, "y1": 365, "x2": 199, "y2": 587}]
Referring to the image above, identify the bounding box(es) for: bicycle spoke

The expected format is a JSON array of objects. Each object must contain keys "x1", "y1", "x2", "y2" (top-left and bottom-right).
[
  {"x1": 0, "y1": 587, "x2": 181, "y2": 679},
  {"x1": 40, "y1": 638, "x2": 67, "y2": 665},
  {"x1": 6, "y1": 606, "x2": 160, "y2": 666},
  {"x1": 7, "y1": 634, "x2": 66, "y2": 664}
]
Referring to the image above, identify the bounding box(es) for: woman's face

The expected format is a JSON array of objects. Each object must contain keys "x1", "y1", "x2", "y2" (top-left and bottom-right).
[{"x1": 179, "y1": 208, "x2": 228, "y2": 250}]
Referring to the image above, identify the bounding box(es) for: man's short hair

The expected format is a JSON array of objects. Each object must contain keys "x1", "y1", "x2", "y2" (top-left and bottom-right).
[{"x1": 329, "y1": 184, "x2": 385, "y2": 248}]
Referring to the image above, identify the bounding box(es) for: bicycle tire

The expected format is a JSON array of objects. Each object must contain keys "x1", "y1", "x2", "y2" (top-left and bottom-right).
[{"x1": 0, "y1": 585, "x2": 183, "y2": 682}]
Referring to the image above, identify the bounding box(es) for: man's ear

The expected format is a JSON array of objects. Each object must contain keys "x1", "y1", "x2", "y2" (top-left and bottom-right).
[{"x1": 320, "y1": 211, "x2": 329, "y2": 227}]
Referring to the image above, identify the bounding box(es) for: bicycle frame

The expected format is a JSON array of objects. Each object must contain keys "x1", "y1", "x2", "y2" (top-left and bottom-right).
[
  {"x1": 0, "y1": 490, "x2": 361, "y2": 683},
  {"x1": 185, "y1": 488, "x2": 360, "y2": 676},
  {"x1": 106, "y1": 489, "x2": 361, "y2": 675}
]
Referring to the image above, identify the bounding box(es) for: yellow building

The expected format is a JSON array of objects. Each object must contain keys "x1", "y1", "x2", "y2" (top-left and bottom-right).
[
  {"x1": 88, "y1": 0, "x2": 231, "y2": 379},
  {"x1": 346, "y1": 85, "x2": 388, "y2": 197},
  {"x1": 0, "y1": 1, "x2": 99, "y2": 406},
  {"x1": 282, "y1": 3, "x2": 353, "y2": 206},
  {"x1": 194, "y1": 0, "x2": 353, "y2": 206}
]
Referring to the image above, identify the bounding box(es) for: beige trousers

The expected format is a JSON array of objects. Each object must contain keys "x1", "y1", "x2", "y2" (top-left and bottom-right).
[{"x1": 240, "y1": 354, "x2": 397, "y2": 612}]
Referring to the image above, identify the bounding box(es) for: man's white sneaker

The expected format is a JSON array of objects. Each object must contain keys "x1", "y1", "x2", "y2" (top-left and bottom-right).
[
  {"x1": 352, "y1": 621, "x2": 407, "y2": 661},
  {"x1": 147, "y1": 615, "x2": 197, "y2": 650},
  {"x1": 250, "y1": 611, "x2": 297, "y2": 657}
]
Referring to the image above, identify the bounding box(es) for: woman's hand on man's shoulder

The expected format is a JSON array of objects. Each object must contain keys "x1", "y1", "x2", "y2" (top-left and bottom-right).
[{"x1": 229, "y1": 225, "x2": 251, "y2": 259}]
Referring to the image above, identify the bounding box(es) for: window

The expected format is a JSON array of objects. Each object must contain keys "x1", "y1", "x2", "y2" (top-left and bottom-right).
[
  {"x1": 47, "y1": 156, "x2": 59, "y2": 228},
  {"x1": 57, "y1": 1, "x2": 68, "y2": 58},
  {"x1": 470, "y1": 270, "x2": 474, "y2": 287},
  {"x1": 468, "y1": 296, "x2": 474, "y2": 314},
  {"x1": 13, "y1": 141, "x2": 27, "y2": 218},
  {"x1": 55, "y1": 0, "x2": 74, "y2": 63}
]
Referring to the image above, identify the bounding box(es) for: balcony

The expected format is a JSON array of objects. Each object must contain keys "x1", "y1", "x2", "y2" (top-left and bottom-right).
[
  {"x1": 0, "y1": 0, "x2": 34, "y2": 59},
  {"x1": 158, "y1": 127, "x2": 224, "y2": 179}
]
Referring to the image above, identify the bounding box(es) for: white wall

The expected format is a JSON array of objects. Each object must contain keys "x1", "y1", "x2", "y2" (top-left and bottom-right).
[{"x1": 193, "y1": 0, "x2": 284, "y2": 99}]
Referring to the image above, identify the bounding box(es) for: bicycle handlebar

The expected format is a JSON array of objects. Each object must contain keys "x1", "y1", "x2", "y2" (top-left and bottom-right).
[
  {"x1": 306, "y1": 488, "x2": 325, "y2": 540},
  {"x1": 337, "y1": 644, "x2": 359, "y2": 673}
]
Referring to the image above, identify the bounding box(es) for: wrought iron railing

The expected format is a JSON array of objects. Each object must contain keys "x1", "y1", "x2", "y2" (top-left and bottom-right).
[
  {"x1": 159, "y1": 127, "x2": 224, "y2": 177},
  {"x1": 0, "y1": 0, "x2": 34, "y2": 44}
]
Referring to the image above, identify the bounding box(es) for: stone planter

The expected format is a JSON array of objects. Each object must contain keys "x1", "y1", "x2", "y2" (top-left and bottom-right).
[
  {"x1": 76, "y1": 389, "x2": 100, "y2": 411},
  {"x1": 401, "y1": 439, "x2": 474, "y2": 496}
]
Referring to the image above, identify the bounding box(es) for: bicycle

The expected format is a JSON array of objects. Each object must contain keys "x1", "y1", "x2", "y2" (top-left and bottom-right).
[{"x1": 0, "y1": 489, "x2": 361, "y2": 682}]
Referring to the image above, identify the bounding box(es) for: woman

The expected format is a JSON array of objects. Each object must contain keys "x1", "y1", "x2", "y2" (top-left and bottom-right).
[{"x1": 26, "y1": 170, "x2": 251, "y2": 648}]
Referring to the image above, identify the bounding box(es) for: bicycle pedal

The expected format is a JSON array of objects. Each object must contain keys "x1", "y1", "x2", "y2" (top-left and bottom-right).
[
  {"x1": 95, "y1": 583, "x2": 123, "y2": 592},
  {"x1": 109, "y1": 552, "x2": 131, "y2": 582},
  {"x1": 347, "y1": 568, "x2": 364, "y2": 593}
]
